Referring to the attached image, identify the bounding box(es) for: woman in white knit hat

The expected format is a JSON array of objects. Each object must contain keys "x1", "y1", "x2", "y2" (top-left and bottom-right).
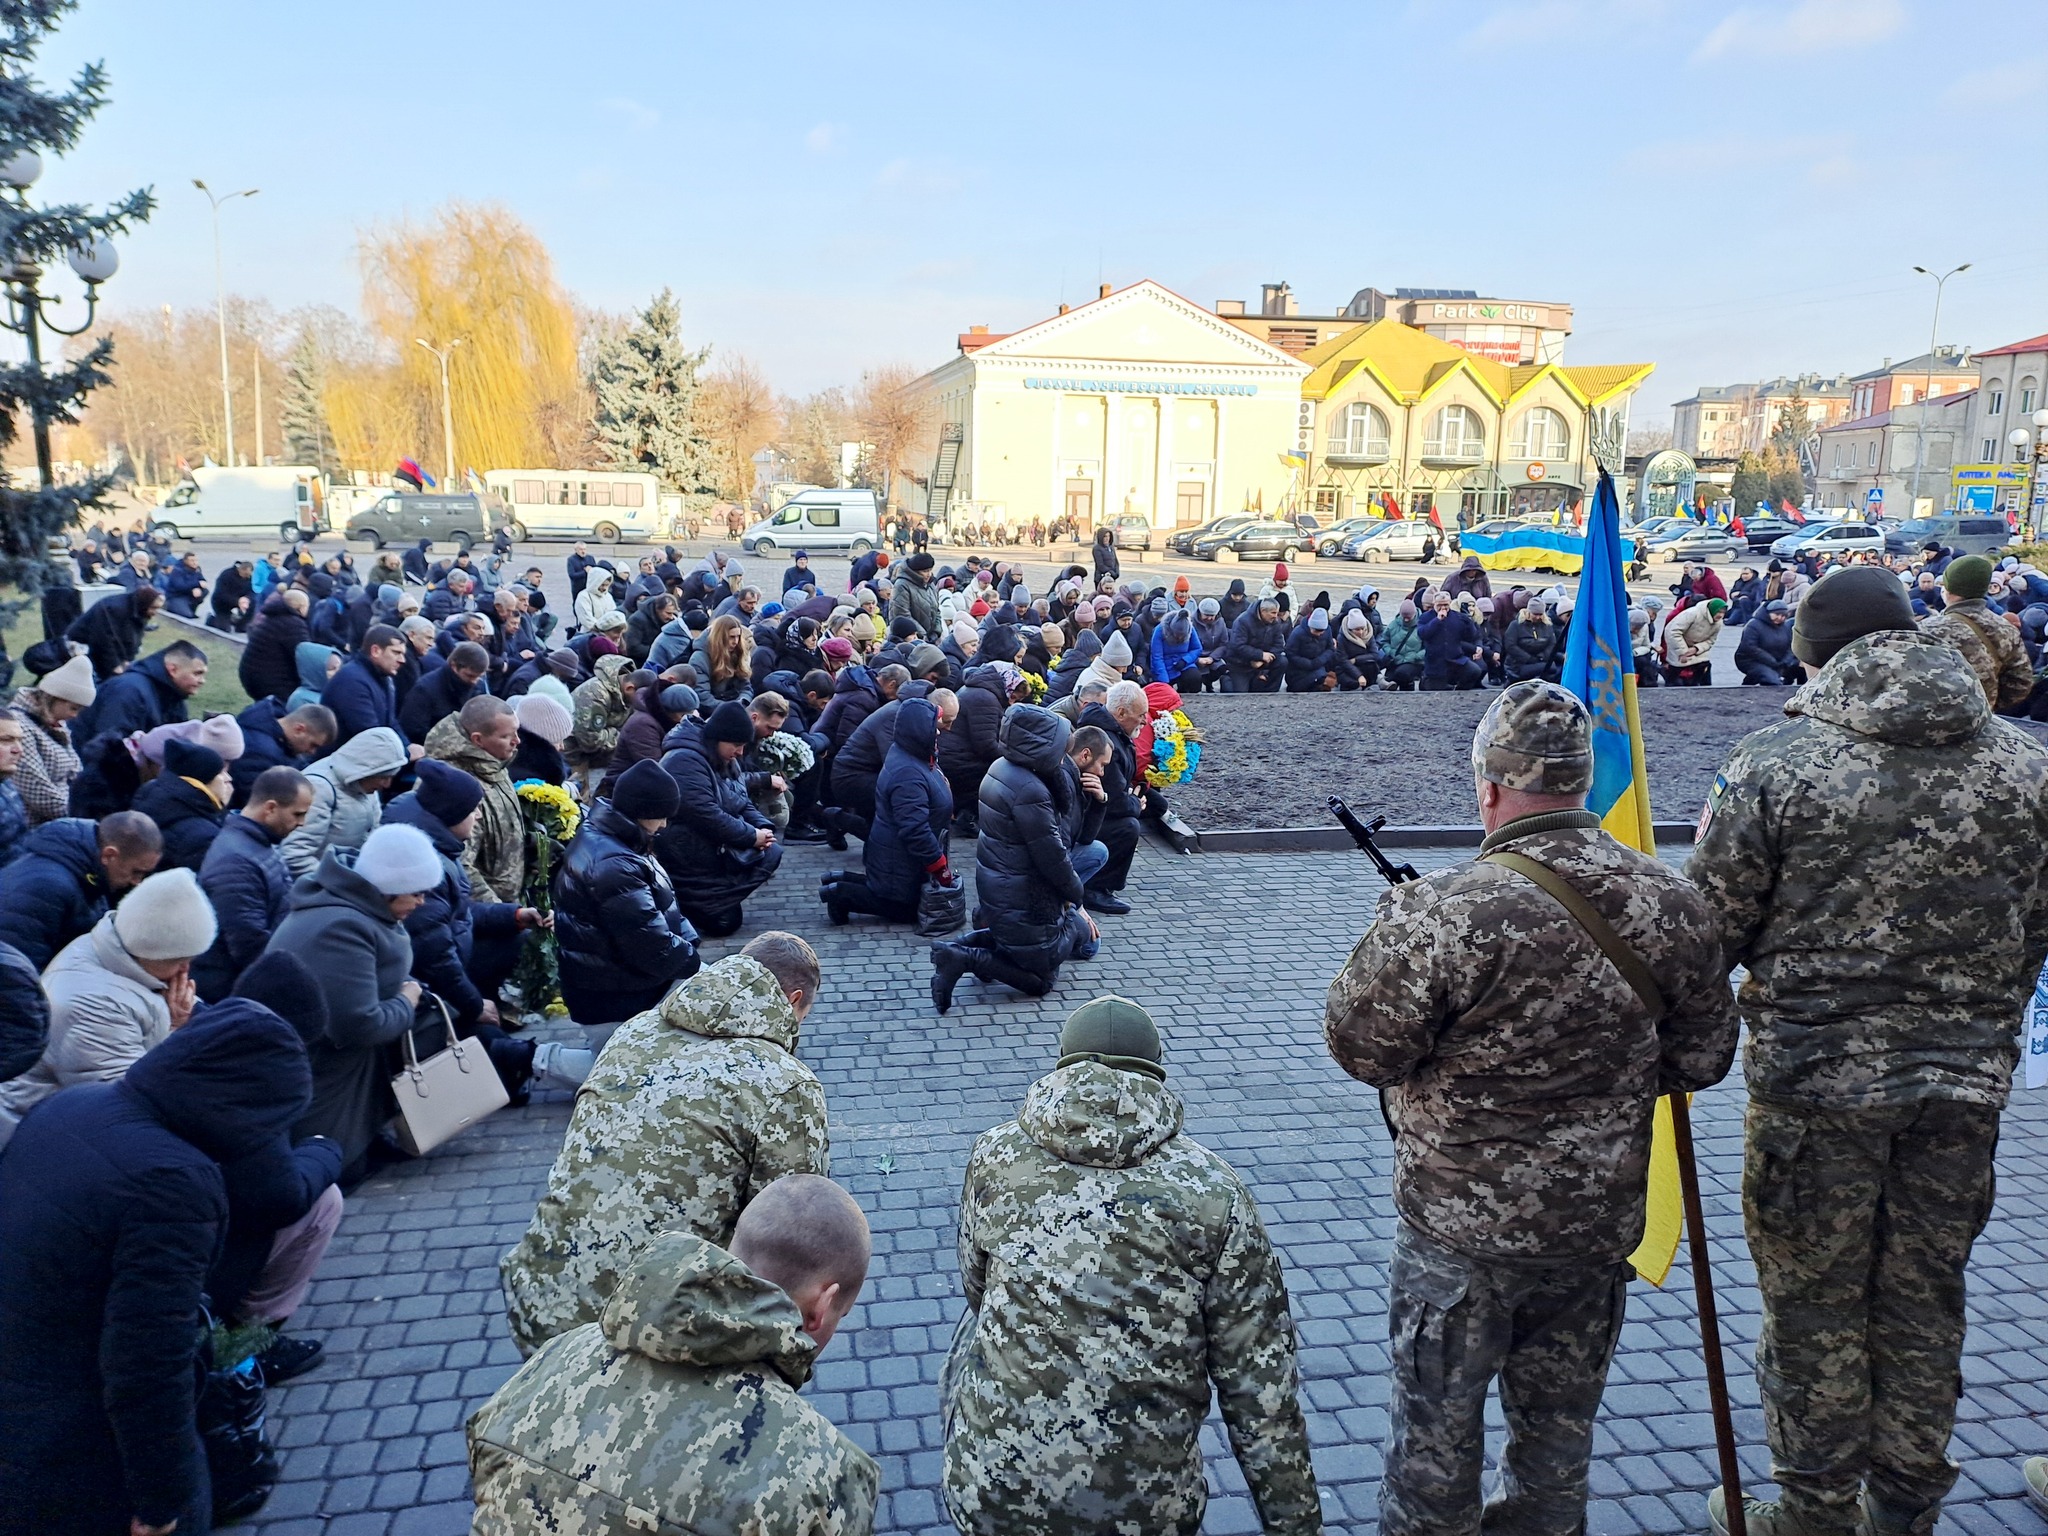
[
  {"x1": 0, "y1": 866, "x2": 218, "y2": 1148},
  {"x1": 508, "y1": 691, "x2": 573, "y2": 788},
  {"x1": 8, "y1": 653, "x2": 96, "y2": 825}
]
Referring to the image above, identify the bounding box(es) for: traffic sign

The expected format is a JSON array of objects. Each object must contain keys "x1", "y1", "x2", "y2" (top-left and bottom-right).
[{"x1": 1865, "y1": 487, "x2": 1885, "y2": 510}]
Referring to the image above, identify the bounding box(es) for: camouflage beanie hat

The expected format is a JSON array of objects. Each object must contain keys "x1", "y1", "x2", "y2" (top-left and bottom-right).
[
  {"x1": 1057, "y1": 995, "x2": 1165, "y2": 1082},
  {"x1": 1791, "y1": 565, "x2": 1916, "y2": 666},
  {"x1": 1470, "y1": 680, "x2": 1594, "y2": 795}
]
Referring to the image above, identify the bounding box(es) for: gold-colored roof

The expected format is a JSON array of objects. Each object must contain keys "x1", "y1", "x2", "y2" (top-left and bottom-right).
[{"x1": 1301, "y1": 319, "x2": 1649, "y2": 408}]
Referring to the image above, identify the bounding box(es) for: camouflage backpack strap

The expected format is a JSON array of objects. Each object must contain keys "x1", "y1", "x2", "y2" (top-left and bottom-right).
[{"x1": 1480, "y1": 849, "x2": 1667, "y2": 1019}]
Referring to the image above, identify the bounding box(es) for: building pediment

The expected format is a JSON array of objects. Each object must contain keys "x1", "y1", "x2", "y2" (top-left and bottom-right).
[{"x1": 973, "y1": 281, "x2": 1308, "y2": 373}]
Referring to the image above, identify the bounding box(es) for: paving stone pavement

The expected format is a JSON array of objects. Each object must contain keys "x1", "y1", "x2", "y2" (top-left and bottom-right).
[{"x1": 238, "y1": 839, "x2": 2048, "y2": 1536}]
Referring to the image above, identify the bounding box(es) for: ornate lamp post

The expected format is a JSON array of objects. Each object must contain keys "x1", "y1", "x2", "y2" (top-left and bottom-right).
[{"x1": 0, "y1": 147, "x2": 118, "y2": 489}]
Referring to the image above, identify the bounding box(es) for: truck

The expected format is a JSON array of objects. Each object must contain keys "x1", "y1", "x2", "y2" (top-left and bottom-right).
[{"x1": 150, "y1": 466, "x2": 324, "y2": 543}]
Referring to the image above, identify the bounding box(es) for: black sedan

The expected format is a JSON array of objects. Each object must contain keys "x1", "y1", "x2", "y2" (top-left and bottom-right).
[
  {"x1": 1192, "y1": 520, "x2": 1309, "y2": 562},
  {"x1": 1737, "y1": 516, "x2": 1804, "y2": 552},
  {"x1": 1169, "y1": 514, "x2": 1256, "y2": 555}
]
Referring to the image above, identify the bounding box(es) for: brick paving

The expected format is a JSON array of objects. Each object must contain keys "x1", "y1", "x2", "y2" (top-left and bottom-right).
[{"x1": 239, "y1": 840, "x2": 2048, "y2": 1535}]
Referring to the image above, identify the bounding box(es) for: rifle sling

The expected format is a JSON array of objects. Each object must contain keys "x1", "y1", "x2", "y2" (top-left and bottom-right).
[{"x1": 1480, "y1": 849, "x2": 1666, "y2": 1019}]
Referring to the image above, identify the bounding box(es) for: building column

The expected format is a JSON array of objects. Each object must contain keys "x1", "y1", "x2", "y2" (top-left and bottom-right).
[
  {"x1": 1215, "y1": 396, "x2": 1230, "y2": 513},
  {"x1": 1104, "y1": 391, "x2": 1122, "y2": 527},
  {"x1": 1153, "y1": 394, "x2": 1174, "y2": 527}
]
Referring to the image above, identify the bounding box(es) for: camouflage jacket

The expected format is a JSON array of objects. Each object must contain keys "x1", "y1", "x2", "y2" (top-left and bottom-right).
[
  {"x1": 1326, "y1": 811, "x2": 1738, "y2": 1265},
  {"x1": 1689, "y1": 630, "x2": 2048, "y2": 1112},
  {"x1": 568, "y1": 655, "x2": 635, "y2": 768},
  {"x1": 423, "y1": 713, "x2": 526, "y2": 904},
  {"x1": 1920, "y1": 597, "x2": 2034, "y2": 711},
  {"x1": 500, "y1": 954, "x2": 829, "y2": 1356},
  {"x1": 942, "y1": 1061, "x2": 1321, "y2": 1536},
  {"x1": 471, "y1": 1230, "x2": 877, "y2": 1536}
]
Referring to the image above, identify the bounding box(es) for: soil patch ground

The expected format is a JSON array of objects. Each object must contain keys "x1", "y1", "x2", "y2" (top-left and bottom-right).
[{"x1": 1166, "y1": 687, "x2": 2048, "y2": 829}]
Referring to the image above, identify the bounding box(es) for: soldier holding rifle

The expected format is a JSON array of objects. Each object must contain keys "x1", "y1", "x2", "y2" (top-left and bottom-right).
[{"x1": 1325, "y1": 681, "x2": 1738, "y2": 1535}]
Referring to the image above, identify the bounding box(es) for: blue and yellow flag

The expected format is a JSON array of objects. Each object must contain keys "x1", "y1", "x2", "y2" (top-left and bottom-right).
[{"x1": 1561, "y1": 467, "x2": 1682, "y2": 1284}]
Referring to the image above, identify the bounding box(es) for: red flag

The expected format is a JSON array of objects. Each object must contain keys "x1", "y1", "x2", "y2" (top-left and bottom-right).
[
  {"x1": 1381, "y1": 492, "x2": 1402, "y2": 521},
  {"x1": 1427, "y1": 502, "x2": 1444, "y2": 531}
]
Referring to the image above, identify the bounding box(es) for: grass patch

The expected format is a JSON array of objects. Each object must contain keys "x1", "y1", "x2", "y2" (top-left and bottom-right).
[{"x1": 2, "y1": 584, "x2": 252, "y2": 716}]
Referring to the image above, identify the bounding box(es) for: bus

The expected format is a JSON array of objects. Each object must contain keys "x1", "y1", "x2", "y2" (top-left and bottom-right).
[{"x1": 483, "y1": 469, "x2": 667, "y2": 543}]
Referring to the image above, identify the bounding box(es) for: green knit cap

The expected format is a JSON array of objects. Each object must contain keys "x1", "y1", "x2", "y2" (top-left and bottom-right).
[
  {"x1": 1943, "y1": 554, "x2": 1994, "y2": 600},
  {"x1": 1056, "y1": 995, "x2": 1165, "y2": 1081}
]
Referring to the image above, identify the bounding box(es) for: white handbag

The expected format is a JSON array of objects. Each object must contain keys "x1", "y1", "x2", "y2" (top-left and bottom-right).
[{"x1": 387, "y1": 995, "x2": 509, "y2": 1156}]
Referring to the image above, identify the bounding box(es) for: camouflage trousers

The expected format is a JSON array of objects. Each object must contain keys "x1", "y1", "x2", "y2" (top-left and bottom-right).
[
  {"x1": 1745, "y1": 1098, "x2": 1999, "y2": 1533},
  {"x1": 1381, "y1": 1221, "x2": 1629, "y2": 1536}
]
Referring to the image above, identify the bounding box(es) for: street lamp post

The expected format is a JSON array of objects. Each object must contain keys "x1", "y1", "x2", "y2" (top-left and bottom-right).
[
  {"x1": 415, "y1": 336, "x2": 463, "y2": 488},
  {"x1": 1908, "y1": 263, "x2": 1970, "y2": 519},
  {"x1": 194, "y1": 179, "x2": 257, "y2": 465},
  {"x1": 2030, "y1": 409, "x2": 2048, "y2": 541},
  {"x1": 0, "y1": 149, "x2": 120, "y2": 489}
]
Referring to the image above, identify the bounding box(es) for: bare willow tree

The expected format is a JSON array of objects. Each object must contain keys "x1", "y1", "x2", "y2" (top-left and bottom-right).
[
  {"x1": 700, "y1": 355, "x2": 779, "y2": 502},
  {"x1": 356, "y1": 201, "x2": 584, "y2": 476},
  {"x1": 853, "y1": 364, "x2": 936, "y2": 514}
]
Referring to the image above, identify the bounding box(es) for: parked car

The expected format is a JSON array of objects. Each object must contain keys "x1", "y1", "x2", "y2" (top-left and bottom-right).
[
  {"x1": 1883, "y1": 515, "x2": 2012, "y2": 558},
  {"x1": 1648, "y1": 525, "x2": 1743, "y2": 563},
  {"x1": 1314, "y1": 516, "x2": 1382, "y2": 556},
  {"x1": 1192, "y1": 520, "x2": 1306, "y2": 562},
  {"x1": 1770, "y1": 521, "x2": 1887, "y2": 560},
  {"x1": 1169, "y1": 514, "x2": 1257, "y2": 555},
  {"x1": 1621, "y1": 516, "x2": 1697, "y2": 544},
  {"x1": 1343, "y1": 520, "x2": 1437, "y2": 562},
  {"x1": 1733, "y1": 515, "x2": 1804, "y2": 552},
  {"x1": 1109, "y1": 514, "x2": 1154, "y2": 550},
  {"x1": 345, "y1": 491, "x2": 500, "y2": 553}
]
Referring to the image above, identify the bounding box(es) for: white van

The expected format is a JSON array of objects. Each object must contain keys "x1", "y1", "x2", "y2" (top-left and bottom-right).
[
  {"x1": 484, "y1": 469, "x2": 666, "y2": 543},
  {"x1": 742, "y1": 489, "x2": 881, "y2": 556},
  {"x1": 151, "y1": 466, "x2": 323, "y2": 542}
]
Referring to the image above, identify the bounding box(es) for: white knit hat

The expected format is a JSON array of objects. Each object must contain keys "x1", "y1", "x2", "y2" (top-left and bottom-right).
[
  {"x1": 353, "y1": 823, "x2": 444, "y2": 896},
  {"x1": 113, "y1": 868, "x2": 219, "y2": 961},
  {"x1": 37, "y1": 653, "x2": 96, "y2": 706},
  {"x1": 1102, "y1": 631, "x2": 1134, "y2": 668},
  {"x1": 515, "y1": 692, "x2": 572, "y2": 747}
]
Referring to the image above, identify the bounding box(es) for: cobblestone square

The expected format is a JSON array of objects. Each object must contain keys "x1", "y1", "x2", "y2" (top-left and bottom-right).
[{"x1": 238, "y1": 841, "x2": 2048, "y2": 1536}]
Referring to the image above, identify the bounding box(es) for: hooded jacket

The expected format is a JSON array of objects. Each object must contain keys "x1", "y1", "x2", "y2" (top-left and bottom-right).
[
  {"x1": 552, "y1": 800, "x2": 700, "y2": 997},
  {"x1": 474, "y1": 1232, "x2": 876, "y2": 1536},
  {"x1": 67, "y1": 588, "x2": 158, "y2": 682},
  {"x1": 266, "y1": 848, "x2": 418, "y2": 1164},
  {"x1": 285, "y1": 640, "x2": 336, "y2": 712},
  {"x1": 887, "y1": 568, "x2": 943, "y2": 638},
  {"x1": 1733, "y1": 608, "x2": 1796, "y2": 675},
  {"x1": 0, "y1": 817, "x2": 109, "y2": 971},
  {"x1": 500, "y1": 954, "x2": 829, "y2": 1356},
  {"x1": 1690, "y1": 630, "x2": 2048, "y2": 1111},
  {"x1": 945, "y1": 1060, "x2": 1319, "y2": 1536},
  {"x1": 425, "y1": 713, "x2": 527, "y2": 904},
  {"x1": 73, "y1": 651, "x2": 189, "y2": 748},
  {"x1": 1502, "y1": 613, "x2": 1557, "y2": 683},
  {"x1": 0, "y1": 1000, "x2": 311, "y2": 1536},
  {"x1": 568, "y1": 654, "x2": 635, "y2": 769},
  {"x1": 938, "y1": 662, "x2": 1009, "y2": 804},
  {"x1": 280, "y1": 727, "x2": 409, "y2": 880},
  {"x1": 1379, "y1": 612, "x2": 1425, "y2": 669},
  {"x1": 867, "y1": 699, "x2": 951, "y2": 902},
  {"x1": 236, "y1": 590, "x2": 310, "y2": 708},
  {"x1": 655, "y1": 722, "x2": 774, "y2": 912},
  {"x1": 1045, "y1": 627, "x2": 1100, "y2": 701},
  {"x1": 816, "y1": 665, "x2": 882, "y2": 752},
  {"x1": 131, "y1": 769, "x2": 225, "y2": 874},
  {"x1": 974, "y1": 707, "x2": 1083, "y2": 956},
  {"x1": 1150, "y1": 611, "x2": 1203, "y2": 685},
  {"x1": 382, "y1": 793, "x2": 520, "y2": 1029}
]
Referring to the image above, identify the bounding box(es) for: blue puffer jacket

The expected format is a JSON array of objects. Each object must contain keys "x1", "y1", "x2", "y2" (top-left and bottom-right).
[
  {"x1": 0, "y1": 942, "x2": 47, "y2": 1082},
  {"x1": 973, "y1": 705, "x2": 1083, "y2": 957},
  {"x1": 553, "y1": 799, "x2": 699, "y2": 994},
  {"x1": 1149, "y1": 612, "x2": 1202, "y2": 685},
  {"x1": 320, "y1": 650, "x2": 404, "y2": 746},
  {"x1": 0, "y1": 818, "x2": 109, "y2": 971},
  {"x1": 866, "y1": 699, "x2": 951, "y2": 903},
  {"x1": 228, "y1": 695, "x2": 307, "y2": 808},
  {"x1": 73, "y1": 652, "x2": 188, "y2": 750},
  {"x1": 1225, "y1": 611, "x2": 1287, "y2": 673},
  {"x1": 1419, "y1": 609, "x2": 1482, "y2": 680},
  {"x1": 192, "y1": 812, "x2": 291, "y2": 1001},
  {"x1": 382, "y1": 793, "x2": 520, "y2": 1028},
  {"x1": 1283, "y1": 617, "x2": 1336, "y2": 690},
  {"x1": 1733, "y1": 609, "x2": 1797, "y2": 674}
]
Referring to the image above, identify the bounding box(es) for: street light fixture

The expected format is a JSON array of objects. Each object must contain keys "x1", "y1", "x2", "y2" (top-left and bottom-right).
[
  {"x1": 0, "y1": 149, "x2": 119, "y2": 488},
  {"x1": 1907, "y1": 263, "x2": 1969, "y2": 520},
  {"x1": 194, "y1": 178, "x2": 257, "y2": 465},
  {"x1": 415, "y1": 336, "x2": 464, "y2": 489},
  {"x1": 2029, "y1": 409, "x2": 2048, "y2": 540}
]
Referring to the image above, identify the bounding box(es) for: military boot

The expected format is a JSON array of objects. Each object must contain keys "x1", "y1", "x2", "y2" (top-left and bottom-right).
[
  {"x1": 1855, "y1": 1485, "x2": 1939, "y2": 1536},
  {"x1": 1710, "y1": 1488, "x2": 1856, "y2": 1536},
  {"x1": 930, "y1": 942, "x2": 980, "y2": 1013}
]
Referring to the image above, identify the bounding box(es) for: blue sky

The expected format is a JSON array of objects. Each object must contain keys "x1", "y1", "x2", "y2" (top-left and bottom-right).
[{"x1": 27, "y1": 0, "x2": 2047, "y2": 423}]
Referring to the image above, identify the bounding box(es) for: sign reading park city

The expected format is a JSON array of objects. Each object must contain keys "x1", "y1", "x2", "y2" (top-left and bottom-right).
[{"x1": 1022, "y1": 377, "x2": 1260, "y2": 396}]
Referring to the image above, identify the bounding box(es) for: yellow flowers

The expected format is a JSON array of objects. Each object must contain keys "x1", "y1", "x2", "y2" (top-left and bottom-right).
[{"x1": 516, "y1": 780, "x2": 581, "y2": 842}]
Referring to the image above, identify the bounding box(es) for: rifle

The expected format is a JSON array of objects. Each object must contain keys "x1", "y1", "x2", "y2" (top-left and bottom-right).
[{"x1": 1329, "y1": 797, "x2": 1420, "y2": 886}]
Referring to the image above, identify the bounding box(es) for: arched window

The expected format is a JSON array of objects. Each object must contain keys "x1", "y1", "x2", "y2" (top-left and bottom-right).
[
  {"x1": 1423, "y1": 404, "x2": 1485, "y2": 460},
  {"x1": 1511, "y1": 406, "x2": 1569, "y2": 460},
  {"x1": 2020, "y1": 376, "x2": 2039, "y2": 415},
  {"x1": 1325, "y1": 401, "x2": 1390, "y2": 460}
]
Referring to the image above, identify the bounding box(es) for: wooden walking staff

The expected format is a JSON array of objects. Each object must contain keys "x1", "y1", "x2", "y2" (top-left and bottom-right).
[{"x1": 1668, "y1": 1091, "x2": 1747, "y2": 1536}]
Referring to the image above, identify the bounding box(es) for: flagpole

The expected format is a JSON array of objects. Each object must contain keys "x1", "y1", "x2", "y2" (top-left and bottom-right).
[{"x1": 1669, "y1": 1092, "x2": 1748, "y2": 1536}]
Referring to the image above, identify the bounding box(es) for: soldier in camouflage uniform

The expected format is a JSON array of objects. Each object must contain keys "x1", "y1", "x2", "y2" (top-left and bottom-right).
[
  {"x1": 567, "y1": 653, "x2": 639, "y2": 789},
  {"x1": 500, "y1": 934, "x2": 829, "y2": 1356},
  {"x1": 1689, "y1": 566, "x2": 2048, "y2": 1536},
  {"x1": 1325, "y1": 681, "x2": 1738, "y2": 1536},
  {"x1": 942, "y1": 996, "x2": 1322, "y2": 1535},
  {"x1": 1917, "y1": 554, "x2": 2032, "y2": 712},
  {"x1": 470, "y1": 1174, "x2": 878, "y2": 1536}
]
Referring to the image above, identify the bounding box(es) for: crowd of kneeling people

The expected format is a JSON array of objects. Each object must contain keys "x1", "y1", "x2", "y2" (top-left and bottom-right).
[{"x1": 6, "y1": 525, "x2": 2048, "y2": 1532}]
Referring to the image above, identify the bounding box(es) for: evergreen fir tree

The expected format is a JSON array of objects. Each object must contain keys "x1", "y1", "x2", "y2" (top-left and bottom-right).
[
  {"x1": 279, "y1": 331, "x2": 336, "y2": 475},
  {"x1": 0, "y1": 0, "x2": 152, "y2": 587},
  {"x1": 589, "y1": 288, "x2": 716, "y2": 500}
]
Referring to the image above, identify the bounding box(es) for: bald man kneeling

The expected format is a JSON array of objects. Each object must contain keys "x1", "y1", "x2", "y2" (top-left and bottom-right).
[{"x1": 468, "y1": 1174, "x2": 879, "y2": 1536}]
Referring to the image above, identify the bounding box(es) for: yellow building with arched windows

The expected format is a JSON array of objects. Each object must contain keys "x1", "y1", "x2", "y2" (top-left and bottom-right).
[{"x1": 1298, "y1": 319, "x2": 1652, "y2": 525}]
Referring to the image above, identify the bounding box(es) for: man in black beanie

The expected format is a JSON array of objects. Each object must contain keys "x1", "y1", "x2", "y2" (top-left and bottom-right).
[
  {"x1": 1692, "y1": 565, "x2": 2048, "y2": 1536},
  {"x1": 655, "y1": 700, "x2": 781, "y2": 937},
  {"x1": 890, "y1": 550, "x2": 943, "y2": 638}
]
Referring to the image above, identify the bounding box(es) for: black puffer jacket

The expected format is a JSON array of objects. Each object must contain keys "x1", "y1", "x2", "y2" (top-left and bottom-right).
[
  {"x1": 654, "y1": 722, "x2": 773, "y2": 910},
  {"x1": 1502, "y1": 617, "x2": 1557, "y2": 683},
  {"x1": 553, "y1": 799, "x2": 699, "y2": 994},
  {"x1": 1075, "y1": 702, "x2": 1142, "y2": 821},
  {"x1": 816, "y1": 666, "x2": 882, "y2": 753},
  {"x1": 239, "y1": 590, "x2": 310, "y2": 704},
  {"x1": 0, "y1": 942, "x2": 47, "y2": 1082},
  {"x1": 974, "y1": 705, "x2": 1084, "y2": 954},
  {"x1": 0, "y1": 818, "x2": 108, "y2": 971},
  {"x1": 867, "y1": 699, "x2": 951, "y2": 902},
  {"x1": 829, "y1": 681, "x2": 933, "y2": 813},
  {"x1": 938, "y1": 663, "x2": 1008, "y2": 806},
  {"x1": 1734, "y1": 610, "x2": 1797, "y2": 674},
  {"x1": 382, "y1": 794, "x2": 521, "y2": 1029},
  {"x1": 1226, "y1": 611, "x2": 1287, "y2": 672},
  {"x1": 131, "y1": 771, "x2": 225, "y2": 873},
  {"x1": 66, "y1": 588, "x2": 156, "y2": 681}
]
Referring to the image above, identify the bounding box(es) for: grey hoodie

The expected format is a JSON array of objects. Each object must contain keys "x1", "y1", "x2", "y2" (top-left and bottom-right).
[{"x1": 280, "y1": 726, "x2": 410, "y2": 879}]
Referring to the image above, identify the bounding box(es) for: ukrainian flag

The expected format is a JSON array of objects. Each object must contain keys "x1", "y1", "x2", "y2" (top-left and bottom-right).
[{"x1": 1560, "y1": 467, "x2": 1682, "y2": 1285}]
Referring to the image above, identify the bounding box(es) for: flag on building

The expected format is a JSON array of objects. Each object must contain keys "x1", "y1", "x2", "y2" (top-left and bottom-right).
[
  {"x1": 1381, "y1": 491, "x2": 1403, "y2": 521},
  {"x1": 1561, "y1": 467, "x2": 1682, "y2": 1285}
]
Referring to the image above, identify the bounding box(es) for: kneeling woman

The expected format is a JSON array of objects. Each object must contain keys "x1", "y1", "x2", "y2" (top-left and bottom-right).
[{"x1": 821, "y1": 698, "x2": 949, "y2": 924}]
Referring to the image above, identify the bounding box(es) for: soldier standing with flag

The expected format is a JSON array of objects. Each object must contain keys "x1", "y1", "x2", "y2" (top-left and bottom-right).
[
  {"x1": 1326, "y1": 681, "x2": 1738, "y2": 1535},
  {"x1": 1689, "y1": 567, "x2": 2048, "y2": 1536}
]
